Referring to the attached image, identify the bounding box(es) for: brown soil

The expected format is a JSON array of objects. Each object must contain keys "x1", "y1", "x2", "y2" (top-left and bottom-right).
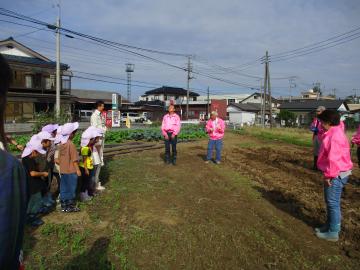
[{"x1": 24, "y1": 132, "x2": 360, "y2": 269}]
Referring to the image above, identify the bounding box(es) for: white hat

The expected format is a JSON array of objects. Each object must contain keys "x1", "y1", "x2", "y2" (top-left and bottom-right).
[
  {"x1": 59, "y1": 122, "x2": 79, "y2": 144},
  {"x1": 21, "y1": 138, "x2": 46, "y2": 158},
  {"x1": 41, "y1": 124, "x2": 59, "y2": 134},
  {"x1": 36, "y1": 131, "x2": 55, "y2": 141},
  {"x1": 54, "y1": 125, "x2": 63, "y2": 144},
  {"x1": 81, "y1": 126, "x2": 104, "y2": 147}
]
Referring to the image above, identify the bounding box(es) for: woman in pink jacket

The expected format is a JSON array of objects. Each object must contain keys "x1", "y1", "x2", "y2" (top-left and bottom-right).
[
  {"x1": 205, "y1": 111, "x2": 225, "y2": 164},
  {"x1": 315, "y1": 110, "x2": 353, "y2": 242},
  {"x1": 161, "y1": 105, "x2": 181, "y2": 165},
  {"x1": 351, "y1": 125, "x2": 360, "y2": 168}
]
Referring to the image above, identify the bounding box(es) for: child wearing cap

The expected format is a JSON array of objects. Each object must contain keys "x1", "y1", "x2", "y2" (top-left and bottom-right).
[
  {"x1": 58, "y1": 122, "x2": 81, "y2": 212},
  {"x1": 79, "y1": 127, "x2": 103, "y2": 201},
  {"x1": 21, "y1": 137, "x2": 49, "y2": 227}
]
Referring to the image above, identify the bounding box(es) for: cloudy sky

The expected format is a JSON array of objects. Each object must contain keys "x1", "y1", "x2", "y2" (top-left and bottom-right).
[{"x1": 1, "y1": 0, "x2": 360, "y2": 100}]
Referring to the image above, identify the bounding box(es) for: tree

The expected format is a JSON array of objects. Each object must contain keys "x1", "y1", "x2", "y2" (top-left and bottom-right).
[{"x1": 278, "y1": 110, "x2": 296, "y2": 127}]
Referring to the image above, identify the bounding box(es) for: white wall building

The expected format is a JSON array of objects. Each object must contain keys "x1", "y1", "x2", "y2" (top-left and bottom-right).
[{"x1": 197, "y1": 93, "x2": 251, "y2": 105}]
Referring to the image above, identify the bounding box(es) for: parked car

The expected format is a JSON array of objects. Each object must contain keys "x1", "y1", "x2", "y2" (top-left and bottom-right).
[{"x1": 121, "y1": 112, "x2": 146, "y2": 123}]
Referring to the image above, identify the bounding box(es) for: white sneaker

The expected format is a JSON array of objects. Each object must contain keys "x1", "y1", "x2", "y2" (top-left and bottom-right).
[
  {"x1": 96, "y1": 183, "x2": 106, "y2": 191},
  {"x1": 80, "y1": 192, "x2": 92, "y2": 202}
]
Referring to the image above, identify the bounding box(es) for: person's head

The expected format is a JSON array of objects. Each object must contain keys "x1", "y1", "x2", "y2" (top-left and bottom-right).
[
  {"x1": 60, "y1": 122, "x2": 79, "y2": 144},
  {"x1": 42, "y1": 124, "x2": 59, "y2": 138},
  {"x1": 210, "y1": 111, "x2": 218, "y2": 120},
  {"x1": 0, "y1": 54, "x2": 12, "y2": 149},
  {"x1": 36, "y1": 131, "x2": 54, "y2": 149},
  {"x1": 168, "y1": 105, "x2": 175, "y2": 114},
  {"x1": 316, "y1": 106, "x2": 326, "y2": 116},
  {"x1": 21, "y1": 138, "x2": 46, "y2": 158},
  {"x1": 95, "y1": 100, "x2": 105, "y2": 112},
  {"x1": 317, "y1": 110, "x2": 340, "y2": 130}
]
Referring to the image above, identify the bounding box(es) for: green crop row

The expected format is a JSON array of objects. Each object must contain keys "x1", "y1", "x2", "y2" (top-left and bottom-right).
[{"x1": 9, "y1": 124, "x2": 207, "y2": 153}]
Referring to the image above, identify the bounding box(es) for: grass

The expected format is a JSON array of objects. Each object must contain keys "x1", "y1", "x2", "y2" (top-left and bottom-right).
[{"x1": 234, "y1": 126, "x2": 313, "y2": 147}]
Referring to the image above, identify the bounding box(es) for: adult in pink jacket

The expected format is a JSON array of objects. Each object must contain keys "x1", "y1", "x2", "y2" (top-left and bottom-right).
[
  {"x1": 161, "y1": 105, "x2": 181, "y2": 165},
  {"x1": 205, "y1": 111, "x2": 225, "y2": 164},
  {"x1": 315, "y1": 110, "x2": 353, "y2": 242},
  {"x1": 309, "y1": 106, "x2": 326, "y2": 170}
]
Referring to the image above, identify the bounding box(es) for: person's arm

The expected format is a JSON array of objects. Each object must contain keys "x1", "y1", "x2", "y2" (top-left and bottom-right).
[
  {"x1": 70, "y1": 143, "x2": 81, "y2": 176},
  {"x1": 30, "y1": 171, "x2": 48, "y2": 178},
  {"x1": 322, "y1": 138, "x2": 342, "y2": 181},
  {"x1": 0, "y1": 157, "x2": 27, "y2": 269},
  {"x1": 161, "y1": 116, "x2": 169, "y2": 139},
  {"x1": 6, "y1": 135, "x2": 24, "y2": 150},
  {"x1": 205, "y1": 120, "x2": 213, "y2": 133},
  {"x1": 217, "y1": 119, "x2": 225, "y2": 134},
  {"x1": 172, "y1": 115, "x2": 181, "y2": 137}
]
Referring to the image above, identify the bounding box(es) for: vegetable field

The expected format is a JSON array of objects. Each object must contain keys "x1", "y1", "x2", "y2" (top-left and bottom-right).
[{"x1": 23, "y1": 129, "x2": 360, "y2": 269}]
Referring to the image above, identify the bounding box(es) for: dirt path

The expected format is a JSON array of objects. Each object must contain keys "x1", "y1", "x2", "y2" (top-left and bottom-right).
[{"x1": 24, "y1": 132, "x2": 360, "y2": 269}]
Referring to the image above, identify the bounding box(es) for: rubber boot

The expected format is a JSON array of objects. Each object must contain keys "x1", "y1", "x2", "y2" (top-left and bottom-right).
[{"x1": 316, "y1": 224, "x2": 340, "y2": 242}]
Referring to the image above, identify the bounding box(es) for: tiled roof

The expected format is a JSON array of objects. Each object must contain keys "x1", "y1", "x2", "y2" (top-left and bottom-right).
[
  {"x1": 279, "y1": 100, "x2": 347, "y2": 110},
  {"x1": 2, "y1": 54, "x2": 68, "y2": 69},
  {"x1": 144, "y1": 86, "x2": 199, "y2": 97}
]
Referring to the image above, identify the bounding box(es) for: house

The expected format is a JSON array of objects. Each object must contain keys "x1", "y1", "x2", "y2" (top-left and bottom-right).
[
  {"x1": 227, "y1": 103, "x2": 271, "y2": 125},
  {"x1": 139, "y1": 86, "x2": 199, "y2": 104},
  {"x1": 239, "y1": 92, "x2": 278, "y2": 108},
  {"x1": 197, "y1": 93, "x2": 251, "y2": 105},
  {"x1": 71, "y1": 89, "x2": 124, "y2": 121},
  {"x1": 279, "y1": 100, "x2": 349, "y2": 126},
  {"x1": 0, "y1": 37, "x2": 72, "y2": 123},
  {"x1": 277, "y1": 88, "x2": 336, "y2": 103}
]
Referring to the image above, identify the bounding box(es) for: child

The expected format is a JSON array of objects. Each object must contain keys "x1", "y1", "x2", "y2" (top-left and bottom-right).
[
  {"x1": 58, "y1": 122, "x2": 81, "y2": 212},
  {"x1": 34, "y1": 131, "x2": 56, "y2": 212},
  {"x1": 79, "y1": 127, "x2": 103, "y2": 201},
  {"x1": 21, "y1": 137, "x2": 48, "y2": 227},
  {"x1": 351, "y1": 125, "x2": 360, "y2": 168},
  {"x1": 315, "y1": 110, "x2": 353, "y2": 242},
  {"x1": 41, "y1": 125, "x2": 59, "y2": 205}
]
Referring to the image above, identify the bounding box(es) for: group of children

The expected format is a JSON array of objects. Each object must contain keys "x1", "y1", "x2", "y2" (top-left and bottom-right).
[{"x1": 21, "y1": 123, "x2": 105, "y2": 227}]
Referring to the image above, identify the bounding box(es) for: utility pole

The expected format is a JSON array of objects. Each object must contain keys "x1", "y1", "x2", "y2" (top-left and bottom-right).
[
  {"x1": 55, "y1": 3, "x2": 61, "y2": 117},
  {"x1": 207, "y1": 86, "x2": 210, "y2": 119},
  {"x1": 289, "y1": 77, "x2": 296, "y2": 103},
  {"x1": 267, "y1": 56, "x2": 272, "y2": 128},
  {"x1": 261, "y1": 51, "x2": 269, "y2": 128},
  {"x1": 186, "y1": 56, "x2": 192, "y2": 120}
]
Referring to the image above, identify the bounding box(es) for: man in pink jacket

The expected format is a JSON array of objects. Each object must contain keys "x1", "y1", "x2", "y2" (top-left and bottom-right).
[
  {"x1": 205, "y1": 111, "x2": 225, "y2": 164},
  {"x1": 161, "y1": 105, "x2": 181, "y2": 165},
  {"x1": 315, "y1": 110, "x2": 353, "y2": 242}
]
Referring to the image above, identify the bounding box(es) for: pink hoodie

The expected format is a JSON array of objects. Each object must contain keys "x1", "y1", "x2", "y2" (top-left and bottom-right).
[
  {"x1": 206, "y1": 118, "x2": 225, "y2": 140},
  {"x1": 310, "y1": 117, "x2": 325, "y2": 140},
  {"x1": 351, "y1": 125, "x2": 360, "y2": 145},
  {"x1": 317, "y1": 125, "x2": 353, "y2": 179},
  {"x1": 161, "y1": 113, "x2": 181, "y2": 136}
]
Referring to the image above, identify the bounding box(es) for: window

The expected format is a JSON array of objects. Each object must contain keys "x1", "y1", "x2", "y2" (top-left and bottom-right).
[
  {"x1": 62, "y1": 78, "x2": 71, "y2": 90},
  {"x1": 45, "y1": 77, "x2": 52, "y2": 90},
  {"x1": 228, "y1": 99, "x2": 235, "y2": 104},
  {"x1": 25, "y1": 75, "x2": 33, "y2": 88},
  {"x1": 254, "y1": 96, "x2": 258, "y2": 99}
]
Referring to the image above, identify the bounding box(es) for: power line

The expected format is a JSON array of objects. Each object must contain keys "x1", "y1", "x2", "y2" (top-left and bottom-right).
[
  {"x1": 0, "y1": 7, "x2": 191, "y2": 57},
  {"x1": 272, "y1": 25, "x2": 360, "y2": 58}
]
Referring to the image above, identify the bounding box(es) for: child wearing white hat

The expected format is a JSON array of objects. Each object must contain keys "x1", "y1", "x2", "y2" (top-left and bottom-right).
[
  {"x1": 58, "y1": 122, "x2": 81, "y2": 212},
  {"x1": 79, "y1": 126, "x2": 104, "y2": 201},
  {"x1": 21, "y1": 137, "x2": 48, "y2": 227}
]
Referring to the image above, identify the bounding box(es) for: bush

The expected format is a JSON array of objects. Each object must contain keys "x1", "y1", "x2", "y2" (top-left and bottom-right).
[{"x1": 32, "y1": 110, "x2": 72, "y2": 133}]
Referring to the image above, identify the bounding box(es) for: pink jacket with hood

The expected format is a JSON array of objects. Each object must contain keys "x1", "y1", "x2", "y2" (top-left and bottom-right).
[{"x1": 206, "y1": 117, "x2": 225, "y2": 140}]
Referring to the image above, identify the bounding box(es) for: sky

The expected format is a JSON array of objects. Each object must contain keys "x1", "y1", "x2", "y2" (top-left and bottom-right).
[{"x1": 1, "y1": 0, "x2": 360, "y2": 100}]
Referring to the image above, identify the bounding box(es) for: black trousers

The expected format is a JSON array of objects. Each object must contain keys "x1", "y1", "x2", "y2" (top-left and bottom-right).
[{"x1": 164, "y1": 132, "x2": 177, "y2": 161}]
